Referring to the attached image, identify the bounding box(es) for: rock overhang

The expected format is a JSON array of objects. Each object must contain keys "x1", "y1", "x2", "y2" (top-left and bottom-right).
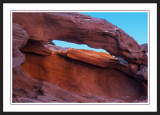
[{"x1": 12, "y1": 12, "x2": 148, "y2": 103}]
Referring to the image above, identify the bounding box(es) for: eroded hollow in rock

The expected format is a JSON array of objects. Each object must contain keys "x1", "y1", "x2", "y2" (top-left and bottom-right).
[{"x1": 20, "y1": 39, "x2": 147, "y2": 102}]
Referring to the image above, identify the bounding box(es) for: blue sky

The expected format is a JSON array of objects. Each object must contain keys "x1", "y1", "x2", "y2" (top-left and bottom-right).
[{"x1": 53, "y1": 12, "x2": 148, "y2": 52}]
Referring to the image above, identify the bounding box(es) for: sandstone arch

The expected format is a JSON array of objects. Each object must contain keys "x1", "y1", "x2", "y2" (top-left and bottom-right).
[
  {"x1": 12, "y1": 12, "x2": 148, "y2": 103},
  {"x1": 13, "y1": 12, "x2": 147, "y2": 63}
]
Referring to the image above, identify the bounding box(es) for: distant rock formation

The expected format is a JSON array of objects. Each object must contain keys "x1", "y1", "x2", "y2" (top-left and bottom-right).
[{"x1": 12, "y1": 13, "x2": 148, "y2": 103}]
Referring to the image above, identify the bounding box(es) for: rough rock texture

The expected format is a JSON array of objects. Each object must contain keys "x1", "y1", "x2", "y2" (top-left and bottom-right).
[
  {"x1": 141, "y1": 44, "x2": 148, "y2": 53},
  {"x1": 21, "y1": 39, "x2": 52, "y2": 56},
  {"x1": 13, "y1": 69, "x2": 96, "y2": 103},
  {"x1": 136, "y1": 44, "x2": 148, "y2": 82},
  {"x1": 21, "y1": 47, "x2": 146, "y2": 102},
  {"x1": 12, "y1": 23, "x2": 95, "y2": 103},
  {"x1": 12, "y1": 12, "x2": 148, "y2": 103},
  {"x1": 13, "y1": 13, "x2": 146, "y2": 64},
  {"x1": 12, "y1": 23, "x2": 29, "y2": 72},
  {"x1": 60, "y1": 48, "x2": 120, "y2": 67}
]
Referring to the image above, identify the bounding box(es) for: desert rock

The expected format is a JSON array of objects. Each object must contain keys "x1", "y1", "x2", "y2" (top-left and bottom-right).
[{"x1": 12, "y1": 12, "x2": 148, "y2": 103}]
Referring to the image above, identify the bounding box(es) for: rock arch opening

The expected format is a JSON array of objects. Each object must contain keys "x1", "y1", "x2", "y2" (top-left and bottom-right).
[
  {"x1": 52, "y1": 40, "x2": 107, "y2": 53},
  {"x1": 12, "y1": 12, "x2": 148, "y2": 103},
  {"x1": 51, "y1": 40, "x2": 128, "y2": 65},
  {"x1": 19, "y1": 39, "x2": 147, "y2": 102}
]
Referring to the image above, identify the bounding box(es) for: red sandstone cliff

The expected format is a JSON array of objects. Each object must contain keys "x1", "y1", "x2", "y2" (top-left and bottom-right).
[{"x1": 12, "y1": 12, "x2": 148, "y2": 103}]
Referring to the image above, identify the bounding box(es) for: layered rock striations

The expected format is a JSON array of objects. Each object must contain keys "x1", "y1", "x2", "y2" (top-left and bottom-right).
[{"x1": 12, "y1": 12, "x2": 148, "y2": 103}]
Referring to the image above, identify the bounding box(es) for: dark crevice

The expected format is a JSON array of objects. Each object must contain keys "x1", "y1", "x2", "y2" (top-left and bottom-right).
[{"x1": 137, "y1": 64, "x2": 141, "y2": 71}]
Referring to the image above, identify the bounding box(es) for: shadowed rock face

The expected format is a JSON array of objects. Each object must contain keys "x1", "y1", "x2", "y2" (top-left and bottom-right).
[
  {"x1": 12, "y1": 13, "x2": 148, "y2": 103},
  {"x1": 12, "y1": 23, "x2": 29, "y2": 72},
  {"x1": 21, "y1": 39, "x2": 52, "y2": 56}
]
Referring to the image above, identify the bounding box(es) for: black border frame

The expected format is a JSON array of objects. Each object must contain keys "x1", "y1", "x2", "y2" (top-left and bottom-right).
[{"x1": 1, "y1": 0, "x2": 159, "y2": 114}]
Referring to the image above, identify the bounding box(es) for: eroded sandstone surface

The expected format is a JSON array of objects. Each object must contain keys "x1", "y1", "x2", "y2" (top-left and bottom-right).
[{"x1": 12, "y1": 12, "x2": 148, "y2": 103}]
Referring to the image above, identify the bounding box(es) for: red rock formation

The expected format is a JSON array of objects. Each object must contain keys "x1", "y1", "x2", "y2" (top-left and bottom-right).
[
  {"x1": 12, "y1": 23, "x2": 29, "y2": 72},
  {"x1": 12, "y1": 12, "x2": 148, "y2": 103},
  {"x1": 12, "y1": 12, "x2": 146, "y2": 64},
  {"x1": 12, "y1": 24, "x2": 94, "y2": 103},
  {"x1": 59, "y1": 48, "x2": 120, "y2": 67},
  {"x1": 13, "y1": 69, "x2": 95, "y2": 103},
  {"x1": 21, "y1": 47, "x2": 146, "y2": 102},
  {"x1": 141, "y1": 44, "x2": 148, "y2": 53},
  {"x1": 21, "y1": 39, "x2": 52, "y2": 56}
]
